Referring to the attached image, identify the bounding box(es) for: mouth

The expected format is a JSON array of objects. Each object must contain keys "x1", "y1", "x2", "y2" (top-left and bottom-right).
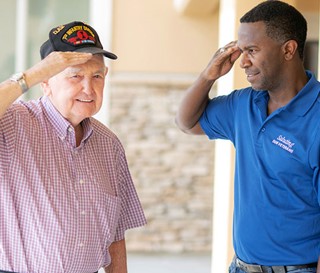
[
  {"x1": 246, "y1": 71, "x2": 260, "y2": 81},
  {"x1": 76, "y1": 99, "x2": 94, "y2": 103}
]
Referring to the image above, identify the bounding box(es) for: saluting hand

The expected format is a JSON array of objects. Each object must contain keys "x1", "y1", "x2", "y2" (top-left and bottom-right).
[
  {"x1": 27, "y1": 51, "x2": 93, "y2": 85},
  {"x1": 202, "y1": 41, "x2": 241, "y2": 82}
]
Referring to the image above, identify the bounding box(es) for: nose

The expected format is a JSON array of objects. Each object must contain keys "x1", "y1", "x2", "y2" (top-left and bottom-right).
[
  {"x1": 239, "y1": 52, "x2": 251, "y2": 69},
  {"x1": 82, "y1": 77, "x2": 94, "y2": 95}
]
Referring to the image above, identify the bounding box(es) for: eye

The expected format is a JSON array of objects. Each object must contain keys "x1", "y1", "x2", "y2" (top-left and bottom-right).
[
  {"x1": 70, "y1": 74, "x2": 80, "y2": 79},
  {"x1": 93, "y1": 73, "x2": 104, "y2": 79},
  {"x1": 248, "y1": 48, "x2": 257, "y2": 55}
]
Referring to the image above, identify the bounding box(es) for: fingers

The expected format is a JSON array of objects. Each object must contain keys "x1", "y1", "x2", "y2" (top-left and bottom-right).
[
  {"x1": 219, "y1": 47, "x2": 226, "y2": 54},
  {"x1": 214, "y1": 41, "x2": 240, "y2": 69},
  {"x1": 217, "y1": 41, "x2": 239, "y2": 56},
  {"x1": 203, "y1": 41, "x2": 241, "y2": 81},
  {"x1": 40, "y1": 51, "x2": 94, "y2": 78},
  {"x1": 26, "y1": 51, "x2": 94, "y2": 86},
  {"x1": 47, "y1": 51, "x2": 93, "y2": 66}
]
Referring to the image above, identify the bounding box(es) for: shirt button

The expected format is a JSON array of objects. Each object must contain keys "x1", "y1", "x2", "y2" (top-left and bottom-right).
[
  {"x1": 261, "y1": 127, "x2": 266, "y2": 132},
  {"x1": 68, "y1": 127, "x2": 73, "y2": 132},
  {"x1": 79, "y1": 179, "x2": 85, "y2": 184},
  {"x1": 78, "y1": 243, "x2": 85, "y2": 247},
  {"x1": 81, "y1": 210, "x2": 86, "y2": 215}
]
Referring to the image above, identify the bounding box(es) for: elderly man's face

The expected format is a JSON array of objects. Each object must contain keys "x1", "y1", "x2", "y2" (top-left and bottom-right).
[{"x1": 43, "y1": 54, "x2": 107, "y2": 127}]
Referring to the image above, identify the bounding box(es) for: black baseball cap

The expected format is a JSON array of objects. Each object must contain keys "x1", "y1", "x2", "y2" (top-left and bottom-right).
[{"x1": 40, "y1": 21, "x2": 117, "y2": 60}]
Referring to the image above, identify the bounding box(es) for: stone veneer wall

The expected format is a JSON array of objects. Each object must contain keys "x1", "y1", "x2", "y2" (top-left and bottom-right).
[{"x1": 108, "y1": 73, "x2": 215, "y2": 253}]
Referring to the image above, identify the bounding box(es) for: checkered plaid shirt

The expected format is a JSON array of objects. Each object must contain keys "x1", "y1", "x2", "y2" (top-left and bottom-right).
[{"x1": 0, "y1": 96, "x2": 146, "y2": 273}]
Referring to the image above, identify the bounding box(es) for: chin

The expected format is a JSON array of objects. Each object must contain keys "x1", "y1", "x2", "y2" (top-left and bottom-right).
[{"x1": 251, "y1": 84, "x2": 267, "y2": 92}]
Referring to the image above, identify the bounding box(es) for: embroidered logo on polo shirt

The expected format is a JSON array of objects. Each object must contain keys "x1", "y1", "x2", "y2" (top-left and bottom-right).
[{"x1": 271, "y1": 135, "x2": 295, "y2": 154}]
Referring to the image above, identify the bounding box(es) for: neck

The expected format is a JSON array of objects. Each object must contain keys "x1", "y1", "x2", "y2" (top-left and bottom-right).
[{"x1": 267, "y1": 68, "x2": 308, "y2": 115}]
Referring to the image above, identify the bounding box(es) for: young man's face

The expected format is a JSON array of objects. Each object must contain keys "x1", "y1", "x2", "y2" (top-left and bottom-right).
[
  {"x1": 237, "y1": 21, "x2": 286, "y2": 92},
  {"x1": 43, "y1": 54, "x2": 107, "y2": 127}
]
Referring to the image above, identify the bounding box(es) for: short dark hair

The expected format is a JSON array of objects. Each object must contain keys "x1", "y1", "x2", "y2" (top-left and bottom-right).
[{"x1": 240, "y1": 0, "x2": 307, "y2": 59}]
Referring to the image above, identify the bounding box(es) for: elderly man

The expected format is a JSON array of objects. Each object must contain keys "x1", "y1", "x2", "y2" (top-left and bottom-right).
[{"x1": 0, "y1": 21, "x2": 146, "y2": 273}]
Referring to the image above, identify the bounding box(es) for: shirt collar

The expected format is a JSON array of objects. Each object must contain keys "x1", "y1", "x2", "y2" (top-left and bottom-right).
[
  {"x1": 284, "y1": 70, "x2": 320, "y2": 116},
  {"x1": 254, "y1": 70, "x2": 320, "y2": 117},
  {"x1": 41, "y1": 96, "x2": 93, "y2": 144}
]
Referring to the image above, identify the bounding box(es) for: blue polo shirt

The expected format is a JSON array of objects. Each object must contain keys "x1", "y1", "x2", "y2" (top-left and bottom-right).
[{"x1": 200, "y1": 71, "x2": 320, "y2": 265}]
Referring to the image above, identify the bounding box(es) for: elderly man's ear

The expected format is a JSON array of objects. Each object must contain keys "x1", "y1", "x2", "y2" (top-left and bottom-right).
[{"x1": 41, "y1": 81, "x2": 51, "y2": 96}]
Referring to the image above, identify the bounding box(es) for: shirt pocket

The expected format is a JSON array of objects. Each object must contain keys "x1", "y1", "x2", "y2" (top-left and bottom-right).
[{"x1": 91, "y1": 192, "x2": 122, "y2": 248}]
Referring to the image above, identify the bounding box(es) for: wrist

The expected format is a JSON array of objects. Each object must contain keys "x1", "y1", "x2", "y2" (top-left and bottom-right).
[{"x1": 10, "y1": 72, "x2": 29, "y2": 93}]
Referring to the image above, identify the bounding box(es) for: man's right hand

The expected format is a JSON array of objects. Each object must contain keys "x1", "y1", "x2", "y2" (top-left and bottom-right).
[
  {"x1": 26, "y1": 51, "x2": 93, "y2": 87},
  {"x1": 202, "y1": 41, "x2": 241, "y2": 82}
]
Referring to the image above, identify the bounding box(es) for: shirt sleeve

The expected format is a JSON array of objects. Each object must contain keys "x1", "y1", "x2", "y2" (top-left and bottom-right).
[
  {"x1": 113, "y1": 142, "x2": 146, "y2": 241},
  {"x1": 0, "y1": 106, "x2": 17, "y2": 177},
  {"x1": 199, "y1": 90, "x2": 239, "y2": 142},
  {"x1": 310, "y1": 123, "x2": 320, "y2": 205}
]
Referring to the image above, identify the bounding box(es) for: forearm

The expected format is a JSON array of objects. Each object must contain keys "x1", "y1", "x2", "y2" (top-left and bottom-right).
[
  {"x1": 0, "y1": 79, "x2": 24, "y2": 118},
  {"x1": 175, "y1": 72, "x2": 214, "y2": 133},
  {"x1": 104, "y1": 239, "x2": 127, "y2": 273},
  {"x1": 0, "y1": 65, "x2": 52, "y2": 118}
]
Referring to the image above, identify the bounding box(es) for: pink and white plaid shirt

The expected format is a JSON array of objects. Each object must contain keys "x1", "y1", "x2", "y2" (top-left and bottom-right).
[{"x1": 0, "y1": 96, "x2": 146, "y2": 273}]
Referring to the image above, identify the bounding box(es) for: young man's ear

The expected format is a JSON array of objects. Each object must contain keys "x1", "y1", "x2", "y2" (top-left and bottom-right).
[{"x1": 282, "y1": 40, "x2": 298, "y2": 61}]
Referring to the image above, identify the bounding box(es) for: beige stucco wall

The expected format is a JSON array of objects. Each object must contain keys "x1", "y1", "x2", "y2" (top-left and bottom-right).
[{"x1": 111, "y1": 0, "x2": 218, "y2": 74}]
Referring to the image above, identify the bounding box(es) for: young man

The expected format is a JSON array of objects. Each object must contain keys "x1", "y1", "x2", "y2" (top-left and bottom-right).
[
  {"x1": 0, "y1": 21, "x2": 146, "y2": 273},
  {"x1": 176, "y1": 1, "x2": 320, "y2": 272}
]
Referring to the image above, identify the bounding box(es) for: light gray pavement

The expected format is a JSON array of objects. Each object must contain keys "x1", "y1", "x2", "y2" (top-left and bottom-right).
[
  {"x1": 99, "y1": 252, "x2": 211, "y2": 273},
  {"x1": 98, "y1": 252, "x2": 211, "y2": 273}
]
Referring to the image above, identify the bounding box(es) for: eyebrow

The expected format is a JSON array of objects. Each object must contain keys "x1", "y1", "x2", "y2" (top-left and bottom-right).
[{"x1": 237, "y1": 44, "x2": 258, "y2": 52}]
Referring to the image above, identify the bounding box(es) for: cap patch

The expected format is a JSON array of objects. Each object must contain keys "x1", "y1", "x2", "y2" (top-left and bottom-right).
[{"x1": 59, "y1": 25, "x2": 96, "y2": 47}]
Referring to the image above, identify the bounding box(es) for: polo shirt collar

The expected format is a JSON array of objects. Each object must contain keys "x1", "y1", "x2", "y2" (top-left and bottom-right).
[
  {"x1": 254, "y1": 70, "x2": 320, "y2": 118},
  {"x1": 41, "y1": 96, "x2": 93, "y2": 143},
  {"x1": 284, "y1": 70, "x2": 320, "y2": 116}
]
